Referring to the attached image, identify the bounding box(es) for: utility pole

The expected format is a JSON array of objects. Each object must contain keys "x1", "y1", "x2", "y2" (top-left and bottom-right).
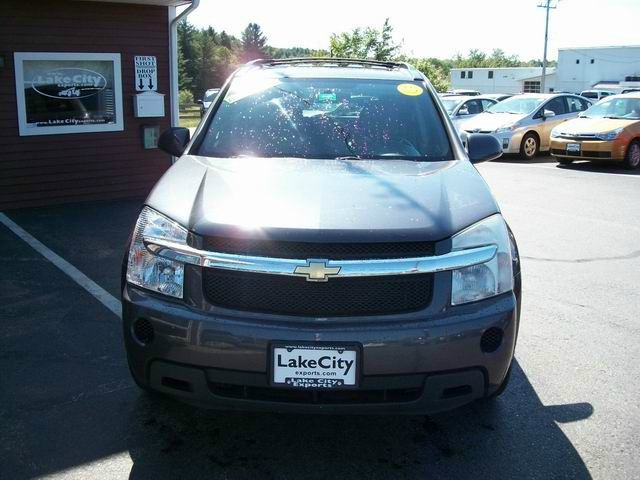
[{"x1": 538, "y1": 0, "x2": 557, "y2": 93}]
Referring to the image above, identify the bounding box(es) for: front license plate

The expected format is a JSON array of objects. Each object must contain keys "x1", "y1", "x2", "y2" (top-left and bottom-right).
[
  {"x1": 567, "y1": 143, "x2": 581, "y2": 154},
  {"x1": 271, "y1": 343, "x2": 359, "y2": 389}
]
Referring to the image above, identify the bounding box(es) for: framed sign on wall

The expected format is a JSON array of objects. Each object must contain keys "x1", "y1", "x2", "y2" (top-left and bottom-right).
[{"x1": 14, "y1": 52, "x2": 124, "y2": 136}]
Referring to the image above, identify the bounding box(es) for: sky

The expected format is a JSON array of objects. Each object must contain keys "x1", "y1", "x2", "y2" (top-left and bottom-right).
[{"x1": 185, "y1": 0, "x2": 640, "y2": 61}]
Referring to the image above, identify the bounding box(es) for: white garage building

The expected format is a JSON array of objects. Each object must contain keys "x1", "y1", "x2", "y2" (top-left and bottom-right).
[{"x1": 450, "y1": 45, "x2": 640, "y2": 95}]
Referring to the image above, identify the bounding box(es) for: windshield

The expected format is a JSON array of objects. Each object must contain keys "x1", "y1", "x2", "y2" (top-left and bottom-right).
[
  {"x1": 487, "y1": 96, "x2": 545, "y2": 114},
  {"x1": 581, "y1": 97, "x2": 640, "y2": 120},
  {"x1": 197, "y1": 75, "x2": 452, "y2": 160},
  {"x1": 441, "y1": 98, "x2": 463, "y2": 114},
  {"x1": 204, "y1": 90, "x2": 219, "y2": 102}
]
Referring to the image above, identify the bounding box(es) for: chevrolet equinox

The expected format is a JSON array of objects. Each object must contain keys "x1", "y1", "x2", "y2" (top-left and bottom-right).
[{"x1": 122, "y1": 58, "x2": 521, "y2": 414}]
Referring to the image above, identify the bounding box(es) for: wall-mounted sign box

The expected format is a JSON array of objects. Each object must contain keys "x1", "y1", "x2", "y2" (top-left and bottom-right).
[
  {"x1": 134, "y1": 55, "x2": 157, "y2": 92},
  {"x1": 13, "y1": 52, "x2": 123, "y2": 136},
  {"x1": 133, "y1": 91, "x2": 165, "y2": 118}
]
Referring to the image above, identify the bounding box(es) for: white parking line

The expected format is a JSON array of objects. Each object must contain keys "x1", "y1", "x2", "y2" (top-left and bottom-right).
[{"x1": 0, "y1": 213, "x2": 122, "y2": 319}]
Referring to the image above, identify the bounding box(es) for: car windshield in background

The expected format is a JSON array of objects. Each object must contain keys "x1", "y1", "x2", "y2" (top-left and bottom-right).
[
  {"x1": 204, "y1": 90, "x2": 219, "y2": 102},
  {"x1": 487, "y1": 96, "x2": 545, "y2": 114},
  {"x1": 197, "y1": 75, "x2": 452, "y2": 160},
  {"x1": 441, "y1": 98, "x2": 462, "y2": 114},
  {"x1": 581, "y1": 97, "x2": 640, "y2": 120}
]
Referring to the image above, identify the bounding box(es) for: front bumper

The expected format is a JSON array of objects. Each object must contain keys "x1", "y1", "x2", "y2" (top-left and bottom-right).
[
  {"x1": 123, "y1": 285, "x2": 519, "y2": 414},
  {"x1": 550, "y1": 138, "x2": 626, "y2": 161}
]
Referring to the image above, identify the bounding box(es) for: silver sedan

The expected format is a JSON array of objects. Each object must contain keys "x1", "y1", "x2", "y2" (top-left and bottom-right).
[
  {"x1": 458, "y1": 93, "x2": 593, "y2": 160},
  {"x1": 440, "y1": 95, "x2": 497, "y2": 129}
]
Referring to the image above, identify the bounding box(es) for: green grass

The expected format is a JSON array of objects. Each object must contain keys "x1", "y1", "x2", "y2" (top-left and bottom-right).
[{"x1": 179, "y1": 105, "x2": 202, "y2": 129}]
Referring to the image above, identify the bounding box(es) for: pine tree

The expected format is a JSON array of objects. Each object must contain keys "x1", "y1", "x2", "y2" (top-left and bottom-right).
[{"x1": 241, "y1": 23, "x2": 267, "y2": 62}]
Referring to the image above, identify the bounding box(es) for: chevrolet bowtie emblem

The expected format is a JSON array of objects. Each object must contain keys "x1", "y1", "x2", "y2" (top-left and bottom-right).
[{"x1": 294, "y1": 260, "x2": 341, "y2": 282}]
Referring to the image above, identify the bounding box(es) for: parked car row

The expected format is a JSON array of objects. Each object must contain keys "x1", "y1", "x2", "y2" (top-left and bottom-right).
[{"x1": 456, "y1": 93, "x2": 593, "y2": 160}]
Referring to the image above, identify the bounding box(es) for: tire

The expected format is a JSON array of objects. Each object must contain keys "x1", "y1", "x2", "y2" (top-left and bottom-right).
[
  {"x1": 519, "y1": 132, "x2": 539, "y2": 160},
  {"x1": 485, "y1": 363, "x2": 512, "y2": 400},
  {"x1": 624, "y1": 140, "x2": 640, "y2": 170},
  {"x1": 558, "y1": 158, "x2": 574, "y2": 165}
]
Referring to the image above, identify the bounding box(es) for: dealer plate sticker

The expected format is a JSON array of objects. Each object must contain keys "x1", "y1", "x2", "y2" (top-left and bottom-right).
[
  {"x1": 567, "y1": 143, "x2": 581, "y2": 153},
  {"x1": 272, "y1": 344, "x2": 358, "y2": 389}
]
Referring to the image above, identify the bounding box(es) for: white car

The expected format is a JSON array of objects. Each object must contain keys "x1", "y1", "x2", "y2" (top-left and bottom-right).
[
  {"x1": 580, "y1": 89, "x2": 616, "y2": 101},
  {"x1": 440, "y1": 95, "x2": 498, "y2": 129},
  {"x1": 458, "y1": 93, "x2": 592, "y2": 160},
  {"x1": 198, "y1": 88, "x2": 221, "y2": 117}
]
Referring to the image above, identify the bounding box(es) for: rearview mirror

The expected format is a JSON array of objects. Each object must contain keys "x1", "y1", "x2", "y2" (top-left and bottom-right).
[
  {"x1": 196, "y1": 99, "x2": 203, "y2": 104},
  {"x1": 158, "y1": 127, "x2": 190, "y2": 157},
  {"x1": 543, "y1": 109, "x2": 556, "y2": 118},
  {"x1": 467, "y1": 134, "x2": 502, "y2": 164}
]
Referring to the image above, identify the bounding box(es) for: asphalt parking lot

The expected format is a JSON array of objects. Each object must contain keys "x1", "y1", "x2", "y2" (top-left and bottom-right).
[{"x1": 1, "y1": 156, "x2": 639, "y2": 479}]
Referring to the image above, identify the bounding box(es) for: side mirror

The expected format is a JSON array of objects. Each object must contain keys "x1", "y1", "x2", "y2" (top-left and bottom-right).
[
  {"x1": 457, "y1": 107, "x2": 470, "y2": 116},
  {"x1": 158, "y1": 127, "x2": 190, "y2": 157},
  {"x1": 196, "y1": 99, "x2": 203, "y2": 105},
  {"x1": 467, "y1": 133, "x2": 503, "y2": 164},
  {"x1": 543, "y1": 109, "x2": 556, "y2": 119}
]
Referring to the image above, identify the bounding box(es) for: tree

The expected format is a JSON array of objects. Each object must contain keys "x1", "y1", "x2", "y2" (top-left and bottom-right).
[
  {"x1": 219, "y1": 30, "x2": 233, "y2": 50},
  {"x1": 241, "y1": 23, "x2": 267, "y2": 62},
  {"x1": 330, "y1": 19, "x2": 399, "y2": 60},
  {"x1": 373, "y1": 18, "x2": 399, "y2": 61},
  {"x1": 177, "y1": 19, "x2": 198, "y2": 92}
]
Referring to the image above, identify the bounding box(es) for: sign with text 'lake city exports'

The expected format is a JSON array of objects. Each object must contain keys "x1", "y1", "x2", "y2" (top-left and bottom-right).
[
  {"x1": 134, "y1": 56, "x2": 157, "y2": 92},
  {"x1": 14, "y1": 52, "x2": 123, "y2": 136}
]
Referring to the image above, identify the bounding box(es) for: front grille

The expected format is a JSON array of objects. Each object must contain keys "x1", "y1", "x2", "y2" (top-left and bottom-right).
[
  {"x1": 464, "y1": 129, "x2": 493, "y2": 134},
  {"x1": 203, "y1": 268, "x2": 434, "y2": 317},
  {"x1": 552, "y1": 149, "x2": 611, "y2": 158},
  {"x1": 209, "y1": 382, "x2": 422, "y2": 404},
  {"x1": 202, "y1": 237, "x2": 435, "y2": 260},
  {"x1": 583, "y1": 151, "x2": 611, "y2": 158},
  {"x1": 200, "y1": 238, "x2": 436, "y2": 317}
]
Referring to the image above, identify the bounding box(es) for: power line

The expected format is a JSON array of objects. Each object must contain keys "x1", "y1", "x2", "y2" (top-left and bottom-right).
[{"x1": 538, "y1": 0, "x2": 558, "y2": 93}]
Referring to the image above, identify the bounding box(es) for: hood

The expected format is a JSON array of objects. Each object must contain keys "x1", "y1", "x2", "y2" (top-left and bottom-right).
[
  {"x1": 554, "y1": 116, "x2": 639, "y2": 135},
  {"x1": 459, "y1": 112, "x2": 527, "y2": 132},
  {"x1": 145, "y1": 156, "x2": 499, "y2": 242}
]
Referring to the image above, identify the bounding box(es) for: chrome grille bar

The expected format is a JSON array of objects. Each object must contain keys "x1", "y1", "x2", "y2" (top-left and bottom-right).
[{"x1": 143, "y1": 237, "x2": 497, "y2": 279}]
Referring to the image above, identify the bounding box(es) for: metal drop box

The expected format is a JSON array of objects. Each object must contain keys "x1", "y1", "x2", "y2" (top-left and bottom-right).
[{"x1": 133, "y1": 91, "x2": 165, "y2": 118}]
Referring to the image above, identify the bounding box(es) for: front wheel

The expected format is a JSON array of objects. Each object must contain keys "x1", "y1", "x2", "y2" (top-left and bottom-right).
[
  {"x1": 624, "y1": 140, "x2": 640, "y2": 170},
  {"x1": 520, "y1": 133, "x2": 539, "y2": 160}
]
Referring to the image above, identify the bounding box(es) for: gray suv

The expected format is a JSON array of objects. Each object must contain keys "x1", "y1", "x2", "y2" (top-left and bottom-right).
[{"x1": 122, "y1": 58, "x2": 521, "y2": 414}]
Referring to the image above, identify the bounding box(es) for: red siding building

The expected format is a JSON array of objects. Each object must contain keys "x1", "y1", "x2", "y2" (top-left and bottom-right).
[{"x1": 0, "y1": 0, "x2": 195, "y2": 210}]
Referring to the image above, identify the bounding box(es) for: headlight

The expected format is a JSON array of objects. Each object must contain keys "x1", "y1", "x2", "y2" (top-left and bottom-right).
[
  {"x1": 550, "y1": 128, "x2": 561, "y2": 138},
  {"x1": 494, "y1": 124, "x2": 516, "y2": 134},
  {"x1": 595, "y1": 128, "x2": 623, "y2": 141},
  {"x1": 451, "y1": 214, "x2": 514, "y2": 305},
  {"x1": 126, "y1": 207, "x2": 187, "y2": 298}
]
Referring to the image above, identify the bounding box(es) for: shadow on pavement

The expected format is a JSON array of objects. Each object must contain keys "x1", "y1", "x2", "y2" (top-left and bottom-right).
[
  {"x1": 557, "y1": 160, "x2": 640, "y2": 176},
  {"x1": 0, "y1": 200, "x2": 592, "y2": 480},
  {"x1": 492, "y1": 154, "x2": 556, "y2": 165},
  {"x1": 125, "y1": 360, "x2": 593, "y2": 479}
]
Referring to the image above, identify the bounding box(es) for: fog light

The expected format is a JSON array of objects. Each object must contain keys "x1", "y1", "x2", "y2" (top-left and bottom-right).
[{"x1": 133, "y1": 318, "x2": 154, "y2": 345}]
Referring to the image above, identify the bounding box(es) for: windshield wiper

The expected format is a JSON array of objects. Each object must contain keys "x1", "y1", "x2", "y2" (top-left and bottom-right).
[{"x1": 334, "y1": 155, "x2": 362, "y2": 160}]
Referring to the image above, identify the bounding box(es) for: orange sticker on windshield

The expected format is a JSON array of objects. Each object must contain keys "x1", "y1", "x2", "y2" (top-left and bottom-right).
[{"x1": 397, "y1": 83, "x2": 423, "y2": 96}]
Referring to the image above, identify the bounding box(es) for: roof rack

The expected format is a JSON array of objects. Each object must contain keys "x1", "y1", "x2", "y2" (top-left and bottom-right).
[{"x1": 247, "y1": 57, "x2": 409, "y2": 70}]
